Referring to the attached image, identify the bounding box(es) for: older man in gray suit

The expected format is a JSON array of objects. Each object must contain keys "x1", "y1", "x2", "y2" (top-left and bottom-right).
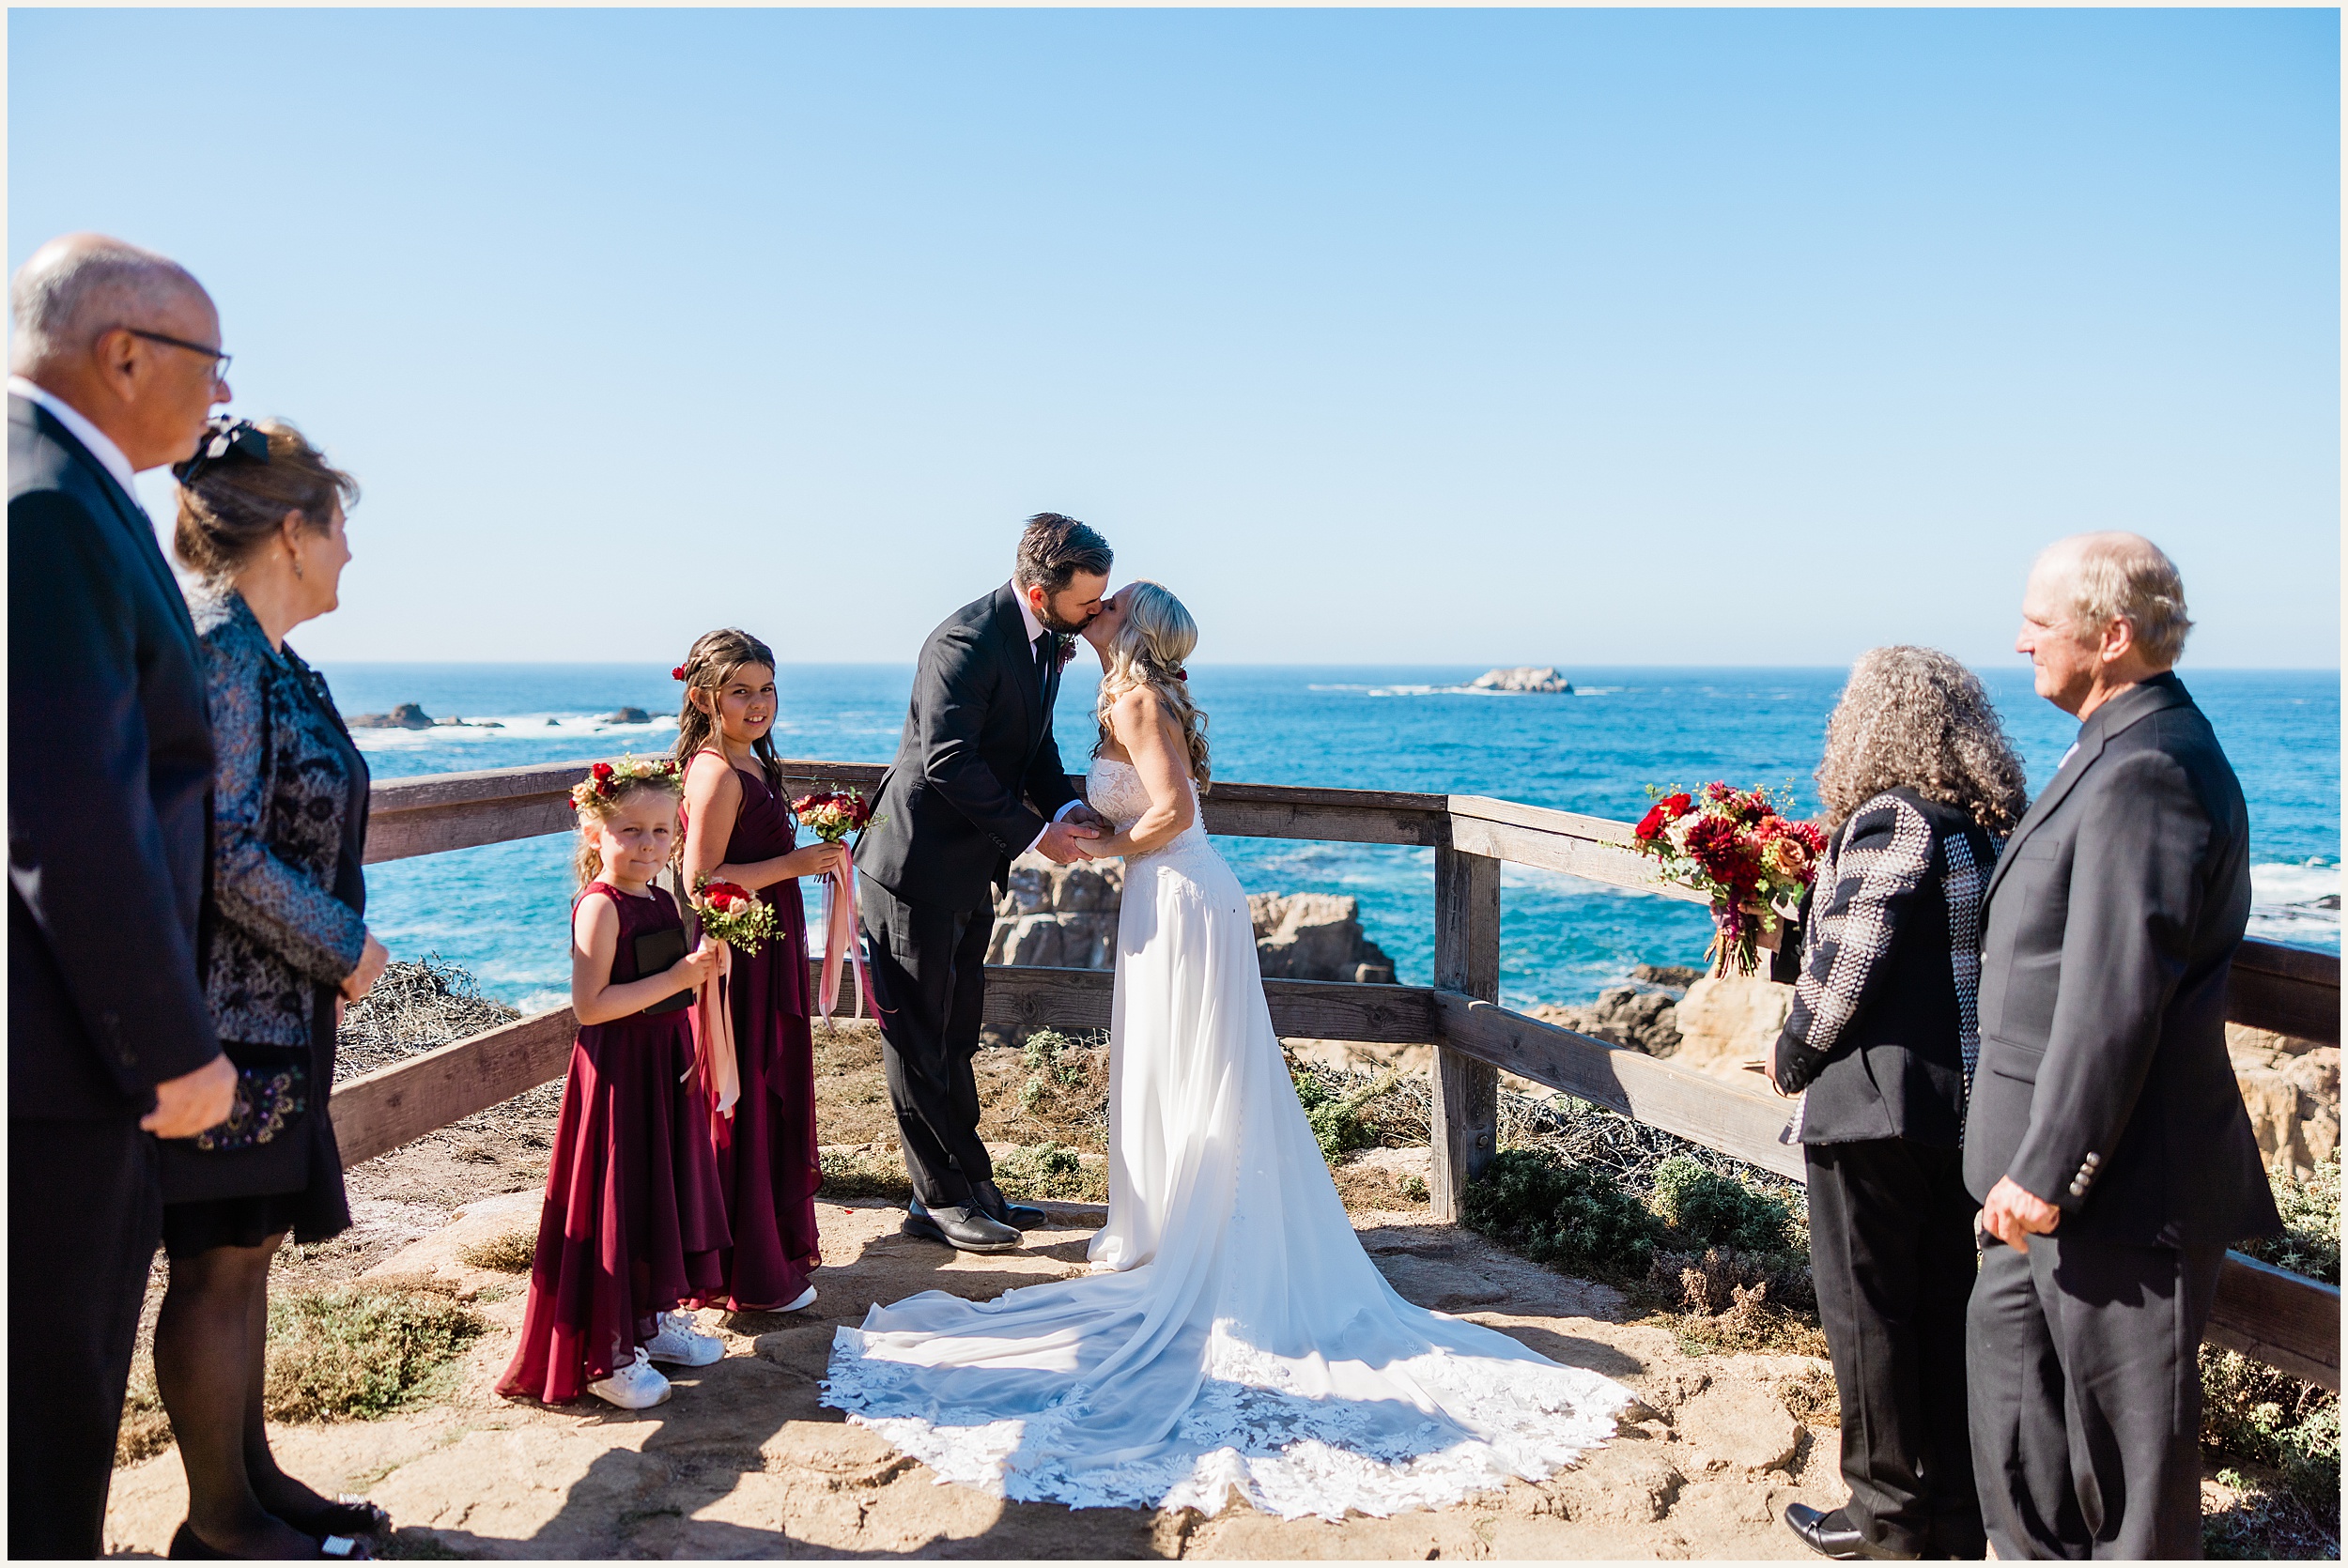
[{"x1": 1964, "y1": 533, "x2": 2279, "y2": 1560}]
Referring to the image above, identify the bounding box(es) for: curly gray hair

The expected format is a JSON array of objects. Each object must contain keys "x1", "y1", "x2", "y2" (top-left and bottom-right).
[{"x1": 1815, "y1": 646, "x2": 2030, "y2": 837}]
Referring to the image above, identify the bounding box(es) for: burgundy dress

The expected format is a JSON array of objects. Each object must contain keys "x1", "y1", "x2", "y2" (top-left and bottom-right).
[
  {"x1": 690, "y1": 756, "x2": 823, "y2": 1310},
  {"x1": 498, "y1": 884, "x2": 731, "y2": 1405}
]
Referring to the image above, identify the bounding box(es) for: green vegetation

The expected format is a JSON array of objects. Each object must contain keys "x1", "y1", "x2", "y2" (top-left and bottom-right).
[
  {"x1": 1648, "y1": 1154, "x2": 1799, "y2": 1255},
  {"x1": 265, "y1": 1282, "x2": 487, "y2": 1422},
  {"x1": 1291, "y1": 1065, "x2": 1401, "y2": 1162},
  {"x1": 456, "y1": 1228, "x2": 538, "y2": 1273},
  {"x1": 1460, "y1": 1147, "x2": 1670, "y2": 1279},
  {"x1": 818, "y1": 1146, "x2": 915, "y2": 1202},
  {"x1": 994, "y1": 1140, "x2": 1110, "y2": 1204},
  {"x1": 2238, "y1": 1151, "x2": 2340, "y2": 1285}
]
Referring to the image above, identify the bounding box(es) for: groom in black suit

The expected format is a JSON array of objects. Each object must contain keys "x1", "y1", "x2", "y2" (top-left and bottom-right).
[
  {"x1": 856, "y1": 515, "x2": 1113, "y2": 1252},
  {"x1": 1964, "y1": 533, "x2": 2278, "y2": 1560}
]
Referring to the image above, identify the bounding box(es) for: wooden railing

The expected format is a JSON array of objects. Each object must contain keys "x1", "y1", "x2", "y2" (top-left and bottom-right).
[{"x1": 338, "y1": 758, "x2": 2343, "y2": 1390}]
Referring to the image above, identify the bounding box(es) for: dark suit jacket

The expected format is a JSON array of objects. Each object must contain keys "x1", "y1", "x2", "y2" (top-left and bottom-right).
[
  {"x1": 8, "y1": 393, "x2": 222, "y2": 1119},
  {"x1": 1772, "y1": 789, "x2": 1996, "y2": 1147},
  {"x1": 855, "y1": 584, "x2": 1082, "y2": 912},
  {"x1": 1962, "y1": 672, "x2": 2278, "y2": 1248}
]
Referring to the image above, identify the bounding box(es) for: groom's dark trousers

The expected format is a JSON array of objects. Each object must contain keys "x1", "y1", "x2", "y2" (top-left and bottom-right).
[
  {"x1": 1961, "y1": 672, "x2": 2278, "y2": 1560},
  {"x1": 10, "y1": 395, "x2": 224, "y2": 1557},
  {"x1": 856, "y1": 584, "x2": 1079, "y2": 1210}
]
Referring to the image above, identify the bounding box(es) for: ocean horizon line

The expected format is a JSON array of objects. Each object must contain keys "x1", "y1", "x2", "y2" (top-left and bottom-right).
[{"x1": 313, "y1": 658, "x2": 2345, "y2": 674}]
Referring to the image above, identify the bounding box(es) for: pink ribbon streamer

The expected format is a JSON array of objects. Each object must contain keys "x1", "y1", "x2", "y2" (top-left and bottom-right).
[
  {"x1": 690, "y1": 943, "x2": 740, "y2": 1145},
  {"x1": 817, "y1": 857, "x2": 876, "y2": 1025}
]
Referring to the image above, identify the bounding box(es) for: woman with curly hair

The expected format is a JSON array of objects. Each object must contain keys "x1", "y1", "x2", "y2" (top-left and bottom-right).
[{"x1": 1772, "y1": 646, "x2": 2029, "y2": 1563}]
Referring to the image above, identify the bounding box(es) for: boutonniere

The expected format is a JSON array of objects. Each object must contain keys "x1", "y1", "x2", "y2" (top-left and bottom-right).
[{"x1": 1056, "y1": 633, "x2": 1077, "y2": 669}]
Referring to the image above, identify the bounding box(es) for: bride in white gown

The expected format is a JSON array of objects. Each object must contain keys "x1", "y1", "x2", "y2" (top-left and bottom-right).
[{"x1": 823, "y1": 583, "x2": 1630, "y2": 1519}]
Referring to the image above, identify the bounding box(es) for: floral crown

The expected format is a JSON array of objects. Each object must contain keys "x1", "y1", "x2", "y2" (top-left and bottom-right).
[{"x1": 570, "y1": 756, "x2": 682, "y2": 809}]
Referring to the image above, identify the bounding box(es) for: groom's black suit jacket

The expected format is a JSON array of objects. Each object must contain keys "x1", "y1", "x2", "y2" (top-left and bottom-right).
[
  {"x1": 856, "y1": 583, "x2": 1082, "y2": 913},
  {"x1": 1961, "y1": 672, "x2": 2277, "y2": 1249},
  {"x1": 8, "y1": 393, "x2": 222, "y2": 1121}
]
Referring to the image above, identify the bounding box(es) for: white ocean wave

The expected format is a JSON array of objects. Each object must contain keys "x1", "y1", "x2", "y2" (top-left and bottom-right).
[
  {"x1": 2248, "y1": 860, "x2": 2340, "y2": 949},
  {"x1": 347, "y1": 713, "x2": 677, "y2": 751}
]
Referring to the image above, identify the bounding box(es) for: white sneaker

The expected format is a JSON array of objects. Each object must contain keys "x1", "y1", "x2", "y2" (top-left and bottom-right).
[
  {"x1": 643, "y1": 1310, "x2": 725, "y2": 1367},
  {"x1": 780, "y1": 1285, "x2": 818, "y2": 1313},
  {"x1": 587, "y1": 1346, "x2": 672, "y2": 1409}
]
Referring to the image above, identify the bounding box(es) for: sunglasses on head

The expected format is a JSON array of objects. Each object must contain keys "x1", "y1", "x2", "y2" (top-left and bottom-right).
[{"x1": 172, "y1": 417, "x2": 270, "y2": 486}]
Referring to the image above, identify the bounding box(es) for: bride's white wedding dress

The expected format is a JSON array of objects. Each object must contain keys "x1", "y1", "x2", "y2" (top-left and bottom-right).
[{"x1": 822, "y1": 759, "x2": 1630, "y2": 1518}]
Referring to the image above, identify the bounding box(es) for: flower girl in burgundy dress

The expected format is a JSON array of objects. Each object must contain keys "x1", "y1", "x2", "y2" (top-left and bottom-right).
[
  {"x1": 674, "y1": 630, "x2": 841, "y2": 1314},
  {"x1": 497, "y1": 761, "x2": 732, "y2": 1410}
]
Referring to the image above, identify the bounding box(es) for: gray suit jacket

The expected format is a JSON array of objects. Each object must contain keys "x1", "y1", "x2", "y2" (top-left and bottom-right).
[{"x1": 1962, "y1": 672, "x2": 2278, "y2": 1248}]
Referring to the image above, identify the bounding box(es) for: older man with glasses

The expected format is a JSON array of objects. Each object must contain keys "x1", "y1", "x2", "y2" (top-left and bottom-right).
[{"x1": 8, "y1": 232, "x2": 239, "y2": 1556}]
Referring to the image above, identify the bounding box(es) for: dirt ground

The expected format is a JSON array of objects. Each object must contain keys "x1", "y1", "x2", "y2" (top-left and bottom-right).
[{"x1": 104, "y1": 1026, "x2": 2320, "y2": 1559}]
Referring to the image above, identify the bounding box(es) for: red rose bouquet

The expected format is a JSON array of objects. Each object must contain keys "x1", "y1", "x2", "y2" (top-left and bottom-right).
[
  {"x1": 788, "y1": 786, "x2": 884, "y2": 1025},
  {"x1": 690, "y1": 876, "x2": 777, "y2": 956},
  {"x1": 1630, "y1": 782, "x2": 1829, "y2": 977}
]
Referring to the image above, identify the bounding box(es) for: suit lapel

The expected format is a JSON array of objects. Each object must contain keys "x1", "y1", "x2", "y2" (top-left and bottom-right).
[
  {"x1": 34, "y1": 406, "x2": 200, "y2": 650},
  {"x1": 1982, "y1": 677, "x2": 2193, "y2": 910},
  {"x1": 991, "y1": 586, "x2": 1044, "y2": 747}
]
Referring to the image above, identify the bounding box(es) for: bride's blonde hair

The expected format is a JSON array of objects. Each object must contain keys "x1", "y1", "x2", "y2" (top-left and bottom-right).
[{"x1": 1094, "y1": 581, "x2": 1211, "y2": 792}]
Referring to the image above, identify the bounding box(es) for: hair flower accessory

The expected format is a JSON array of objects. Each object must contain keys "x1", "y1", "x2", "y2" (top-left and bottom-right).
[
  {"x1": 569, "y1": 754, "x2": 681, "y2": 808},
  {"x1": 671, "y1": 665, "x2": 687, "y2": 682},
  {"x1": 1173, "y1": 669, "x2": 1188, "y2": 682},
  {"x1": 171, "y1": 416, "x2": 270, "y2": 486}
]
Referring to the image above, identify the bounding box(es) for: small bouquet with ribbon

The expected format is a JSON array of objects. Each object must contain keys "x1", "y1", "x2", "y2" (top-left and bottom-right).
[
  {"x1": 680, "y1": 873, "x2": 780, "y2": 1143},
  {"x1": 791, "y1": 786, "x2": 885, "y2": 1028},
  {"x1": 1629, "y1": 782, "x2": 1828, "y2": 978}
]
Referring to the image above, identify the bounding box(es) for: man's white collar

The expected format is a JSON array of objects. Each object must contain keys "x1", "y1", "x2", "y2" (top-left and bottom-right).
[
  {"x1": 8, "y1": 376, "x2": 142, "y2": 498},
  {"x1": 1012, "y1": 580, "x2": 1047, "y2": 645}
]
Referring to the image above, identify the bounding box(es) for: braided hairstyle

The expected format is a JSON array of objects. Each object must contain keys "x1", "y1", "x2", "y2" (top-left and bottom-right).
[
  {"x1": 672, "y1": 628, "x2": 783, "y2": 792},
  {"x1": 1093, "y1": 581, "x2": 1211, "y2": 792}
]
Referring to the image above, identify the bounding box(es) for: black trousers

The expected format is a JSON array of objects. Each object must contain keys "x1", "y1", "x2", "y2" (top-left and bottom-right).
[
  {"x1": 1967, "y1": 1231, "x2": 2223, "y2": 1560},
  {"x1": 857, "y1": 875, "x2": 996, "y2": 1210},
  {"x1": 10, "y1": 1114, "x2": 162, "y2": 1559},
  {"x1": 1805, "y1": 1138, "x2": 1985, "y2": 1558}
]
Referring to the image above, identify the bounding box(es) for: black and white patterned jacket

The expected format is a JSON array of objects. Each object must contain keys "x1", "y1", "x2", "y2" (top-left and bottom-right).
[
  {"x1": 1772, "y1": 787, "x2": 1999, "y2": 1147},
  {"x1": 190, "y1": 583, "x2": 367, "y2": 1047}
]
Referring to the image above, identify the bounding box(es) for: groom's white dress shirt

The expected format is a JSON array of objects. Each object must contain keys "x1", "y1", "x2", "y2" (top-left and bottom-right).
[
  {"x1": 1012, "y1": 581, "x2": 1085, "y2": 854},
  {"x1": 9, "y1": 376, "x2": 144, "y2": 495}
]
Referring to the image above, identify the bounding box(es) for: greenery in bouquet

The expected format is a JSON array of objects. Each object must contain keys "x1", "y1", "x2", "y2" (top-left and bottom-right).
[
  {"x1": 1630, "y1": 781, "x2": 1827, "y2": 976},
  {"x1": 690, "y1": 876, "x2": 776, "y2": 955},
  {"x1": 792, "y1": 786, "x2": 883, "y2": 845}
]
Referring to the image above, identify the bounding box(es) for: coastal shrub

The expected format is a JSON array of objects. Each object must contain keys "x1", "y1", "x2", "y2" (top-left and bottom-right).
[
  {"x1": 994, "y1": 1141, "x2": 1108, "y2": 1204},
  {"x1": 1648, "y1": 1154, "x2": 1799, "y2": 1256},
  {"x1": 2201, "y1": 1347, "x2": 2341, "y2": 1514},
  {"x1": 456, "y1": 1228, "x2": 538, "y2": 1273},
  {"x1": 1289, "y1": 1060, "x2": 1401, "y2": 1163},
  {"x1": 265, "y1": 1282, "x2": 485, "y2": 1422},
  {"x1": 1012, "y1": 1028, "x2": 1112, "y2": 1139},
  {"x1": 1459, "y1": 1147, "x2": 1668, "y2": 1280},
  {"x1": 2238, "y1": 1152, "x2": 2340, "y2": 1285},
  {"x1": 819, "y1": 1146, "x2": 914, "y2": 1202},
  {"x1": 2203, "y1": 1465, "x2": 2343, "y2": 1560}
]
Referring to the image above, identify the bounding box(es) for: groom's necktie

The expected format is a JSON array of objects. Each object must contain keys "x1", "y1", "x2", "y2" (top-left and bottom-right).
[{"x1": 1033, "y1": 629, "x2": 1055, "y2": 698}]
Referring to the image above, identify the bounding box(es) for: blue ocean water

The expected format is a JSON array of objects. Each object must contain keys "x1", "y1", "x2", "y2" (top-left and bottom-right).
[{"x1": 330, "y1": 664, "x2": 2340, "y2": 1014}]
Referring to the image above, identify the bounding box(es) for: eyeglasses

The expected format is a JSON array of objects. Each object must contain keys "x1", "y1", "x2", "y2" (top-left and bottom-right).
[{"x1": 123, "y1": 328, "x2": 232, "y2": 384}]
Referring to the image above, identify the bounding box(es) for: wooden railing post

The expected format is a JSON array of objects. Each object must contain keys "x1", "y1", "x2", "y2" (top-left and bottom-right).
[{"x1": 1429, "y1": 842, "x2": 1502, "y2": 1222}]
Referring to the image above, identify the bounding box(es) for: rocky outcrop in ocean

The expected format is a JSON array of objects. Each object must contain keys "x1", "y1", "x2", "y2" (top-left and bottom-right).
[
  {"x1": 347, "y1": 702, "x2": 502, "y2": 730},
  {"x1": 985, "y1": 854, "x2": 1396, "y2": 982},
  {"x1": 1470, "y1": 666, "x2": 1572, "y2": 694}
]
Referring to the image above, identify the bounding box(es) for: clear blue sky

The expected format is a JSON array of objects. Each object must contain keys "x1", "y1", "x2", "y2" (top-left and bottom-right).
[{"x1": 9, "y1": 8, "x2": 2338, "y2": 668}]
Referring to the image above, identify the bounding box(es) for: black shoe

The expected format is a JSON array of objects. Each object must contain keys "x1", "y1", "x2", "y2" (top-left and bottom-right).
[
  {"x1": 1784, "y1": 1505, "x2": 1921, "y2": 1561},
  {"x1": 901, "y1": 1201, "x2": 1022, "y2": 1253},
  {"x1": 970, "y1": 1178, "x2": 1050, "y2": 1232},
  {"x1": 274, "y1": 1499, "x2": 391, "y2": 1539},
  {"x1": 172, "y1": 1522, "x2": 370, "y2": 1560}
]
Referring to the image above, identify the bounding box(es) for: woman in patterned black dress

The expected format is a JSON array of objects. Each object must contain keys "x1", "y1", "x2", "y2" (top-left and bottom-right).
[
  {"x1": 1769, "y1": 646, "x2": 2029, "y2": 1563},
  {"x1": 155, "y1": 420, "x2": 391, "y2": 1560}
]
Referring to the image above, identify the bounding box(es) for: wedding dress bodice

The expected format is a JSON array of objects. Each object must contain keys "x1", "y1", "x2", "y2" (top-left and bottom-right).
[{"x1": 1087, "y1": 756, "x2": 1214, "y2": 869}]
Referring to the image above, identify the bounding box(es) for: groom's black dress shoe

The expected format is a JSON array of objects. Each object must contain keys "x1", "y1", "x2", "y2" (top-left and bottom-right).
[
  {"x1": 902, "y1": 1199, "x2": 1022, "y2": 1253},
  {"x1": 1783, "y1": 1505, "x2": 1922, "y2": 1561},
  {"x1": 970, "y1": 1178, "x2": 1050, "y2": 1232}
]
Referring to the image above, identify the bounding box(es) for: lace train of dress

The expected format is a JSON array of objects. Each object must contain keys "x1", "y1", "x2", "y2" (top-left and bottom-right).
[{"x1": 823, "y1": 760, "x2": 1630, "y2": 1518}]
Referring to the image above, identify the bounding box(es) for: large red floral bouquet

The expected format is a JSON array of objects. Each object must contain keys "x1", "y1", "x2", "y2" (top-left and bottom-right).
[
  {"x1": 1630, "y1": 782, "x2": 1828, "y2": 977},
  {"x1": 789, "y1": 786, "x2": 884, "y2": 1025},
  {"x1": 791, "y1": 787, "x2": 881, "y2": 845},
  {"x1": 690, "y1": 876, "x2": 776, "y2": 956}
]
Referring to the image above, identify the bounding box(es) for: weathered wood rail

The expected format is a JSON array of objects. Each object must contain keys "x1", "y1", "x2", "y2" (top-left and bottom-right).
[{"x1": 339, "y1": 757, "x2": 2342, "y2": 1391}]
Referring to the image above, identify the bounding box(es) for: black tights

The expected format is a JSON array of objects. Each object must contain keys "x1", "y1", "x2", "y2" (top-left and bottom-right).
[{"x1": 153, "y1": 1232, "x2": 334, "y2": 1556}]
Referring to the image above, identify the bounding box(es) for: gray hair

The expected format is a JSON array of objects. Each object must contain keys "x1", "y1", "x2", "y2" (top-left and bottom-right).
[
  {"x1": 2040, "y1": 531, "x2": 2193, "y2": 667},
  {"x1": 1815, "y1": 646, "x2": 2030, "y2": 837},
  {"x1": 9, "y1": 234, "x2": 204, "y2": 373}
]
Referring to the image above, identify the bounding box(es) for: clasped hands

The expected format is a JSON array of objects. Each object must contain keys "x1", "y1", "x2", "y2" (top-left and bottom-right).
[{"x1": 1037, "y1": 804, "x2": 1115, "y2": 865}]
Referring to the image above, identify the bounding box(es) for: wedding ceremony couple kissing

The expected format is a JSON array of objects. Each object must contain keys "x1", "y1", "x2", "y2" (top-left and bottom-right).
[{"x1": 11, "y1": 229, "x2": 2283, "y2": 1559}]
